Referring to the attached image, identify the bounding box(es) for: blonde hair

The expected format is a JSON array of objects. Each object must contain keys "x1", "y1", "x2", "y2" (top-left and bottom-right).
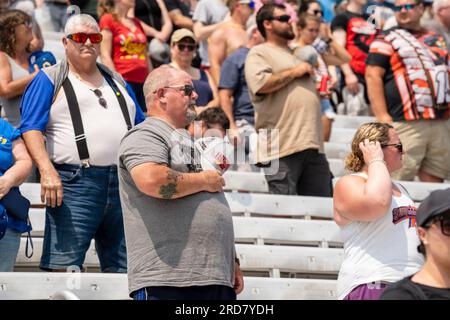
[
  {"x1": 97, "y1": 0, "x2": 115, "y2": 19},
  {"x1": 345, "y1": 122, "x2": 393, "y2": 172}
]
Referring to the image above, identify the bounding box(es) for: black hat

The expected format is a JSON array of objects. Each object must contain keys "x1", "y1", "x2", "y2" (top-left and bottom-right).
[{"x1": 416, "y1": 188, "x2": 450, "y2": 227}]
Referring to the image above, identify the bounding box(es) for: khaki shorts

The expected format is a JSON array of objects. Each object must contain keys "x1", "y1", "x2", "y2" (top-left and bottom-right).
[{"x1": 392, "y1": 119, "x2": 450, "y2": 180}]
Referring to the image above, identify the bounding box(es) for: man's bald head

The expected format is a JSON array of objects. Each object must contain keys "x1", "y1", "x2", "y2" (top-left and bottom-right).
[{"x1": 143, "y1": 65, "x2": 191, "y2": 109}]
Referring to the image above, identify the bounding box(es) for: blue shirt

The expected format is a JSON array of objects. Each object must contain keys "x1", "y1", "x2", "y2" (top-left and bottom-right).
[
  {"x1": 0, "y1": 119, "x2": 30, "y2": 232},
  {"x1": 218, "y1": 47, "x2": 254, "y2": 124},
  {"x1": 193, "y1": 69, "x2": 214, "y2": 107}
]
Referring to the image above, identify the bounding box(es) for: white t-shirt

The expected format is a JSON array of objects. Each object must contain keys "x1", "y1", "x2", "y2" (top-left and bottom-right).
[
  {"x1": 337, "y1": 173, "x2": 424, "y2": 299},
  {"x1": 45, "y1": 72, "x2": 137, "y2": 166}
]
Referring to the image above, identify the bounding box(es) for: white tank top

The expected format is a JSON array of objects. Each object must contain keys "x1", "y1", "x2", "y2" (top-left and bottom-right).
[{"x1": 337, "y1": 172, "x2": 424, "y2": 299}]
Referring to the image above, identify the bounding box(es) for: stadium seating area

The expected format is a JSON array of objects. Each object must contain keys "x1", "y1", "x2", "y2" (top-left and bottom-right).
[{"x1": 2, "y1": 115, "x2": 449, "y2": 300}]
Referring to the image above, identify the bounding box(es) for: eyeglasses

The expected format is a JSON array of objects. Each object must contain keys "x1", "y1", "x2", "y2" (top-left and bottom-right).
[
  {"x1": 176, "y1": 43, "x2": 197, "y2": 52},
  {"x1": 312, "y1": 9, "x2": 323, "y2": 16},
  {"x1": 163, "y1": 84, "x2": 196, "y2": 96},
  {"x1": 91, "y1": 89, "x2": 108, "y2": 108},
  {"x1": 67, "y1": 33, "x2": 103, "y2": 44},
  {"x1": 23, "y1": 20, "x2": 32, "y2": 28},
  {"x1": 394, "y1": 3, "x2": 417, "y2": 12},
  {"x1": 269, "y1": 14, "x2": 291, "y2": 23},
  {"x1": 425, "y1": 214, "x2": 450, "y2": 236},
  {"x1": 381, "y1": 143, "x2": 403, "y2": 153}
]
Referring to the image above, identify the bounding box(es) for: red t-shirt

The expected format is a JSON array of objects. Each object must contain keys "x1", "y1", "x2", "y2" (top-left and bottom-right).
[{"x1": 99, "y1": 14, "x2": 149, "y2": 83}]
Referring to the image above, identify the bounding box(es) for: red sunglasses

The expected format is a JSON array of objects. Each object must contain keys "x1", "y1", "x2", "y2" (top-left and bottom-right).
[{"x1": 67, "y1": 33, "x2": 103, "y2": 44}]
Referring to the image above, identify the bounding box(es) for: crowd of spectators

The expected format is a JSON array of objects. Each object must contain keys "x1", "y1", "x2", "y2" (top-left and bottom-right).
[{"x1": 1, "y1": 0, "x2": 450, "y2": 300}]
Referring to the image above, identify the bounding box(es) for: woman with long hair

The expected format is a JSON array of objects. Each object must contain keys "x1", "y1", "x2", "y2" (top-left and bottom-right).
[{"x1": 0, "y1": 10, "x2": 39, "y2": 127}]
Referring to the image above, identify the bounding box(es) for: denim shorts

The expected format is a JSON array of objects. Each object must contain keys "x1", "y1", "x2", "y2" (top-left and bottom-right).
[
  {"x1": 40, "y1": 163, "x2": 127, "y2": 272},
  {"x1": 0, "y1": 228, "x2": 21, "y2": 272}
]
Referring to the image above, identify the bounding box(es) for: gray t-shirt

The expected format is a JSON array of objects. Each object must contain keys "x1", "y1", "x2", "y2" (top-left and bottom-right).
[
  {"x1": 118, "y1": 117, "x2": 235, "y2": 294},
  {"x1": 192, "y1": 0, "x2": 229, "y2": 66}
]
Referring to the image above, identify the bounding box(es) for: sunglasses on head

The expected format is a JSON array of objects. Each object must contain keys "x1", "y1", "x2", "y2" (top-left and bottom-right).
[
  {"x1": 381, "y1": 143, "x2": 403, "y2": 153},
  {"x1": 91, "y1": 89, "x2": 108, "y2": 108},
  {"x1": 163, "y1": 84, "x2": 195, "y2": 96},
  {"x1": 67, "y1": 32, "x2": 103, "y2": 44},
  {"x1": 269, "y1": 14, "x2": 291, "y2": 23},
  {"x1": 176, "y1": 43, "x2": 197, "y2": 52},
  {"x1": 424, "y1": 213, "x2": 450, "y2": 236},
  {"x1": 394, "y1": 3, "x2": 417, "y2": 12}
]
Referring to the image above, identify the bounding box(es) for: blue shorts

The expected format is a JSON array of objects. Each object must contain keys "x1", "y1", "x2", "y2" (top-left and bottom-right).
[
  {"x1": 40, "y1": 163, "x2": 127, "y2": 272},
  {"x1": 321, "y1": 99, "x2": 336, "y2": 119},
  {"x1": 133, "y1": 285, "x2": 236, "y2": 300}
]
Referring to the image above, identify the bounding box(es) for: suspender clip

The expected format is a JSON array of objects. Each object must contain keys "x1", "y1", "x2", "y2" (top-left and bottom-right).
[{"x1": 81, "y1": 159, "x2": 90, "y2": 168}]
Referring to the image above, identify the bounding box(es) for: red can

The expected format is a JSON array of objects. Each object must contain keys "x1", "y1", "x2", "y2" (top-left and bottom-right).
[{"x1": 319, "y1": 74, "x2": 330, "y2": 96}]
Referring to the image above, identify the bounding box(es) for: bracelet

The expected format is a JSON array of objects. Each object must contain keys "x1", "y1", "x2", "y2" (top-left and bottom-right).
[
  {"x1": 368, "y1": 158, "x2": 386, "y2": 166},
  {"x1": 235, "y1": 257, "x2": 240, "y2": 266}
]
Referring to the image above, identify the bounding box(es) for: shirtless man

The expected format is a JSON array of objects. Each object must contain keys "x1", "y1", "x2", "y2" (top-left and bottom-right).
[{"x1": 208, "y1": 0, "x2": 254, "y2": 84}]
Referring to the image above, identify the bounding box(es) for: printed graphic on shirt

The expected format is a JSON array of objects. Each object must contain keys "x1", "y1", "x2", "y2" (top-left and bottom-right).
[
  {"x1": 368, "y1": 28, "x2": 450, "y2": 121},
  {"x1": 119, "y1": 33, "x2": 147, "y2": 60},
  {"x1": 331, "y1": 11, "x2": 377, "y2": 75},
  {"x1": 0, "y1": 137, "x2": 7, "y2": 144},
  {"x1": 392, "y1": 205, "x2": 417, "y2": 228}
]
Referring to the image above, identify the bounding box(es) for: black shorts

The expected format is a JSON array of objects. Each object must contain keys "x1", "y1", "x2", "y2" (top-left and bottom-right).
[{"x1": 264, "y1": 149, "x2": 333, "y2": 197}]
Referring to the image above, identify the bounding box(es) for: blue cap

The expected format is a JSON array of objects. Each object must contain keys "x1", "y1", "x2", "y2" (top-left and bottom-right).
[{"x1": 28, "y1": 51, "x2": 57, "y2": 73}]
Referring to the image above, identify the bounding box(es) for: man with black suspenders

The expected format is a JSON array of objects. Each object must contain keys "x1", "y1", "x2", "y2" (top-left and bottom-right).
[{"x1": 20, "y1": 14, "x2": 145, "y2": 272}]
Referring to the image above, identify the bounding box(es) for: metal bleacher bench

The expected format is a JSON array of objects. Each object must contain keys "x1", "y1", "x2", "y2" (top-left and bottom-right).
[
  {"x1": 15, "y1": 182, "x2": 340, "y2": 299},
  {"x1": 0, "y1": 272, "x2": 338, "y2": 300},
  {"x1": 332, "y1": 115, "x2": 375, "y2": 129}
]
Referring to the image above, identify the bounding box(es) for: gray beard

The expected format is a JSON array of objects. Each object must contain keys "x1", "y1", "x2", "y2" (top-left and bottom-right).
[{"x1": 185, "y1": 106, "x2": 197, "y2": 124}]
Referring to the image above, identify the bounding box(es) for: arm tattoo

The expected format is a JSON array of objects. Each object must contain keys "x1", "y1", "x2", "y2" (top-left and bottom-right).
[{"x1": 159, "y1": 169, "x2": 183, "y2": 199}]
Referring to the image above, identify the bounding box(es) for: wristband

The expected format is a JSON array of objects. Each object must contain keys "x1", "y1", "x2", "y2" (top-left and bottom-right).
[{"x1": 368, "y1": 158, "x2": 386, "y2": 166}]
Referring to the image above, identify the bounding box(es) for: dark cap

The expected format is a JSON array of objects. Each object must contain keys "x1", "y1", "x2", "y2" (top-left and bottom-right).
[{"x1": 416, "y1": 188, "x2": 450, "y2": 227}]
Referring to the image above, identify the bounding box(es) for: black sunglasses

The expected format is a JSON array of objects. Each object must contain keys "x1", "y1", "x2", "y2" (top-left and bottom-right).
[
  {"x1": 381, "y1": 143, "x2": 403, "y2": 153},
  {"x1": 164, "y1": 84, "x2": 195, "y2": 96},
  {"x1": 269, "y1": 14, "x2": 291, "y2": 23},
  {"x1": 425, "y1": 213, "x2": 450, "y2": 236},
  {"x1": 91, "y1": 89, "x2": 107, "y2": 108},
  {"x1": 177, "y1": 43, "x2": 197, "y2": 52},
  {"x1": 312, "y1": 9, "x2": 323, "y2": 16},
  {"x1": 394, "y1": 3, "x2": 417, "y2": 12}
]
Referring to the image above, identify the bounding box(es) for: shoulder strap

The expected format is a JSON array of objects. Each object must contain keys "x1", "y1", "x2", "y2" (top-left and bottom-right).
[
  {"x1": 62, "y1": 78, "x2": 91, "y2": 167},
  {"x1": 101, "y1": 71, "x2": 132, "y2": 130}
]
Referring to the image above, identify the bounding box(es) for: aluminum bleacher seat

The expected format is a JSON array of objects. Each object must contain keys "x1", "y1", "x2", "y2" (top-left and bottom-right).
[
  {"x1": 225, "y1": 192, "x2": 333, "y2": 219},
  {"x1": 233, "y1": 217, "x2": 341, "y2": 247},
  {"x1": 0, "y1": 272, "x2": 130, "y2": 300},
  {"x1": 16, "y1": 238, "x2": 343, "y2": 278},
  {"x1": 333, "y1": 115, "x2": 375, "y2": 129},
  {"x1": 239, "y1": 277, "x2": 337, "y2": 300},
  {"x1": 237, "y1": 244, "x2": 343, "y2": 277},
  {"x1": 224, "y1": 171, "x2": 269, "y2": 193},
  {"x1": 329, "y1": 128, "x2": 357, "y2": 144},
  {"x1": 328, "y1": 159, "x2": 347, "y2": 177},
  {"x1": 0, "y1": 273, "x2": 337, "y2": 300},
  {"x1": 324, "y1": 142, "x2": 350, "y2": 160},
  {"x1": 28, "y1": 211, "x2": 340, "y2": 243}
]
